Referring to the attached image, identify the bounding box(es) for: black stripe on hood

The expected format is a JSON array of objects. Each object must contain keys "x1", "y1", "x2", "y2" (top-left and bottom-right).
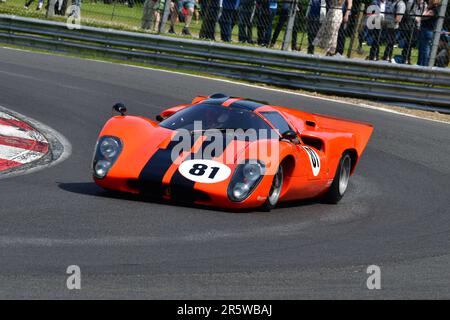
[
  {"x1": 169, "y1": 133, "x2": 233, "y2": 189},
  {"x1": 138, "y1": 131, "x2": 196, "y2": 184},
  {"x1": 137, "y1": 139, "x2": 180, "y2": 184},
  {"x1": 138, "y1": 132, "x2": 234, "y2": 193}
]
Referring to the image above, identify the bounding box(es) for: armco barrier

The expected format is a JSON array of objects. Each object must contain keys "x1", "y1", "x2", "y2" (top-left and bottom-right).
[{"x1": 0, "y1": 14, "x2": 449, "y2": 110}]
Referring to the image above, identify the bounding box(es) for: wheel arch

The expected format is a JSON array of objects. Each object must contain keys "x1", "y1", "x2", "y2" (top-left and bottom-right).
[
  {"x1": 278, "y1": 155, "x2": 295, "y2": 198},
  {"x1": 344, "y1": 148, "x2": 358, "y2": 175}
]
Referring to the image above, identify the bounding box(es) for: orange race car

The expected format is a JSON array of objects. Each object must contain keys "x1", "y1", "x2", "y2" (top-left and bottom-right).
[{"x1": 93, "y1": 93, "x2": 373, "y2": 211}]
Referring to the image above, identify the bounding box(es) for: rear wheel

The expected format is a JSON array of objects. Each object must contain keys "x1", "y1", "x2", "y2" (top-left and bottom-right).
[
  {"x1": 323, "y1": 152, "x2": 352, "y2": 204},
  {"x1": 261, "y1": 165, "x2": 283, "y2": 211}
]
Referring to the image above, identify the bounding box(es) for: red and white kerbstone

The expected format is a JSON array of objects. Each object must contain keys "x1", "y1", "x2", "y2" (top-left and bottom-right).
[{"x1": 0, "y1": 111, "x2": 49, "y2": 172}]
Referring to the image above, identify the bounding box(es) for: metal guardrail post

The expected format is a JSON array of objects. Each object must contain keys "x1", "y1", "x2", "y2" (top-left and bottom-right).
[
  {"x1": 428, "y1": 0, "x2": 449, "y2": 67},
  {"x1": 282, "y1": 0, "x2": 298, "y2": 51},
  {"x1": 347, "y1": 4, "x2": 365, "y2": 58},
  {"x1": 159, "y1": 0, "x2": 172, "y2": 34}
]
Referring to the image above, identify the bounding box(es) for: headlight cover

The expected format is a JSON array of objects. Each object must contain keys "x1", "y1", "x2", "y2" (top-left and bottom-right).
[
  {"x1": 93, "y1": 136, "x2": 122, "y2": 179},
  {"x1": 228, "y1": 160, "x2": 266, "y2": 202}
]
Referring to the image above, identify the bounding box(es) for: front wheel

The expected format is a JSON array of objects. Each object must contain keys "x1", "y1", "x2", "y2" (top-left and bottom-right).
[
  {"x1": 261, "y1": 165, "x2": 283, "y2": 211},
  {"x1": 323, "y1": 152, "x2": 352, "y2": 204}
]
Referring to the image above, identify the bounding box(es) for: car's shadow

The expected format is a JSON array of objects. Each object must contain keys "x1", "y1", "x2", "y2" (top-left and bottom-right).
[
  {"x1": 57, "y1": 182, "x2": 251, "y2": 213},
  {"x1": 58, "y1": 182, "x2": 322, "y2": 214}
]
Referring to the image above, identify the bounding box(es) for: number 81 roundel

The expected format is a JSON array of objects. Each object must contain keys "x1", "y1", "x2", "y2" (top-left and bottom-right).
[
  {"x1": 178, "y1": 159, "x2": 232, "y2": 184},
  {"x1": 303, "y1": 146, "x2": 321, "y2": 176}
]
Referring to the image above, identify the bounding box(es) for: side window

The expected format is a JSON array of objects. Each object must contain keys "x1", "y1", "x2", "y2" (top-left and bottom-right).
[{"x1": 260, "y1": 112, "x2": 292, "y2": 134}]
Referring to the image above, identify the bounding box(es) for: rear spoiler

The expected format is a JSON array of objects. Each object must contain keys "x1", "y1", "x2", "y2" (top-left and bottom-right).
[{"x1": 313, "y1": 113, "x2": 374, "y2": 156}]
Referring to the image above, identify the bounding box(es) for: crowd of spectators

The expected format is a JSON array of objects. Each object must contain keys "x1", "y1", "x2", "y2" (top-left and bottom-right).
[
  {"x1": 14, "y1": 0, "x2": 450, "y2": 67},
  {"x1": 364, "y1": 0, "x2": 447, "y2": 65},
  {"x1": 142, "y1": 0, "x2": 449, "y2": 67}
]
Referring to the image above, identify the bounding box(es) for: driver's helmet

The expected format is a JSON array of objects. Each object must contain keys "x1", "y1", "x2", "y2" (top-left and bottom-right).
[
  {"x1": 217, "y1": 112, "x2": 230, "y2": 126},
  {"x1": 202, "y1": 107, "x2": 229, "y2": 129}
]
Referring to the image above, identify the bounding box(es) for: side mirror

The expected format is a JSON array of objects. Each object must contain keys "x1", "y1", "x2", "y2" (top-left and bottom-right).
[
  {"x1": 280, "y1": 130, "x2": 298, "y2": 143},
  {"x1": 112, "y1": 103, "x2": 127, "y2": 116},
  {"x1": 155, "y1": 115, "x2": 164, "y2": 122}
]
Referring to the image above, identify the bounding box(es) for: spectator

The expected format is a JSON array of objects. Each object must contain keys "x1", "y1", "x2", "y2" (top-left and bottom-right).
[
  {"x1": 194, "y1": 1, "x2": 200, "y2": 24},
  {"x1": 313, "y1": 0, "x2": 345, "y2": 56},
  {"x1": 169, "y1": 0, "x2": 196, "y2": 35},
  {"x1": 153, "y1": 0, "x2": 165, "y2": 31},
  {"x1": 400, "y1": 0, "x2": 425, "y2": 64},
  {"x1": 46, "y1": 0, "x2": 65, "y2": 16},
  {"x1": 219, "y1": 0, "x2": 240, "y2": 42},
  {"x1": 199, "y1": 0, "x2": 220, "y2": 40},
  {"x1": 238, "y1": 0, "x2": 256, "y2": 43},
  {"x1": 141, "y1": 0, "x2": 152, "y2": 30},
  {"x1": 357, "y1": 15, "x2": 370, "y2": 54},
  {"x1": 270, "y1": 0, "x2": 301, "y2": 50},
  {"x1": 417, "y1": 0, "x2": 441, "y2": 66},
  {"x1": 435, "y1": 34, "x2": 449, "y2": 67},
  {"x1": 306, "y1": 0, "x2": 328, "y2": 54},
  {"x1": 142, "y1": 0, "x2": 165, "y2": 32},
  {"x1": 24, "y1": 0, "x2": 44, "y2": 10},
  {"x1": 66, "y1": 0, "x2": 81, "y2": 18},
  {"x1": 335, "y1": 0, "x2": 352, "y2": 56},
  {"x1": 382, "y1": 0, "x2": 406, "y2": 62},
  {"x1": 54, "y1": 0, "x2": 66, "y2": 15},
  {"x1": 255, "y1": 0, "x2": 278, "y2": 47},
  {"x1": 289, "y1": 2, "x2": 302, "y2": 50},
  {"x1": 367, "y1": 0, "x2": 386, "y2": 61}
]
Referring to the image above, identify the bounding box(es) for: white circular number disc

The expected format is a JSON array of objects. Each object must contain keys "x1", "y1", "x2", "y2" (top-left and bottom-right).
[
  {"x1": 303, "y1": 146, "x2": 321, "y2": 177},
  {"x1": 178, "y1": 159, "x2": 231, "y2": 184}
]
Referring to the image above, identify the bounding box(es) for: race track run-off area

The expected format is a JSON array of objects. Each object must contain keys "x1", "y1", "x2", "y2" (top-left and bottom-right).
[
  {"x1": 0, "y1": 110, "x2": 48, "y2": 172},
  {"x1": 0, "y1": 47, "x2": 449, "y2": 299}
]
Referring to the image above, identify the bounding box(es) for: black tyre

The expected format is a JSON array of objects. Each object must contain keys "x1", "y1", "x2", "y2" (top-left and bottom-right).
[
  {"x1": 323, "y1": 152, "x2": 352, "y2": 204},
  {"x1": 261, "y1": 165, "x2": 283, "y2": 211}
]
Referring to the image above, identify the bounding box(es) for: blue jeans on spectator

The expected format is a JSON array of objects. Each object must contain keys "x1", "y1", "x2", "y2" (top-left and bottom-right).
[
  {"x1": 417, "y1": 28, "x2": 434, "y2": 66},
  {"x1": 238, "y1": 0, "x2": 255, "y2": 43},
  {"x1": 256, "y1": 7, "x2": 276, "y2": 46},
  {"x1": 382, "y1": 28, "x2": 396, "y2": 61},
  {"x1": 200, "y1": 0, "x2": 220, "y2": 40},
  {"x1": 270, "y1": 3, "x2": 290, "y2": 46},
  {"x1": 368, "y1": 28, "x2": 383, "y2": 60},
  {"x1": 219, "y1": 8, "x2": 237, "y2": 42},
  {"x1": 270, "y1": 3, "x2": 301, "y2": 49}
]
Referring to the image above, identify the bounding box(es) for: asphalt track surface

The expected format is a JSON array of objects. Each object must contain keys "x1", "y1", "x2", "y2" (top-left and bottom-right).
[{"x1": 0, "y1": 47, "x2": 449, "y2": 299}]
